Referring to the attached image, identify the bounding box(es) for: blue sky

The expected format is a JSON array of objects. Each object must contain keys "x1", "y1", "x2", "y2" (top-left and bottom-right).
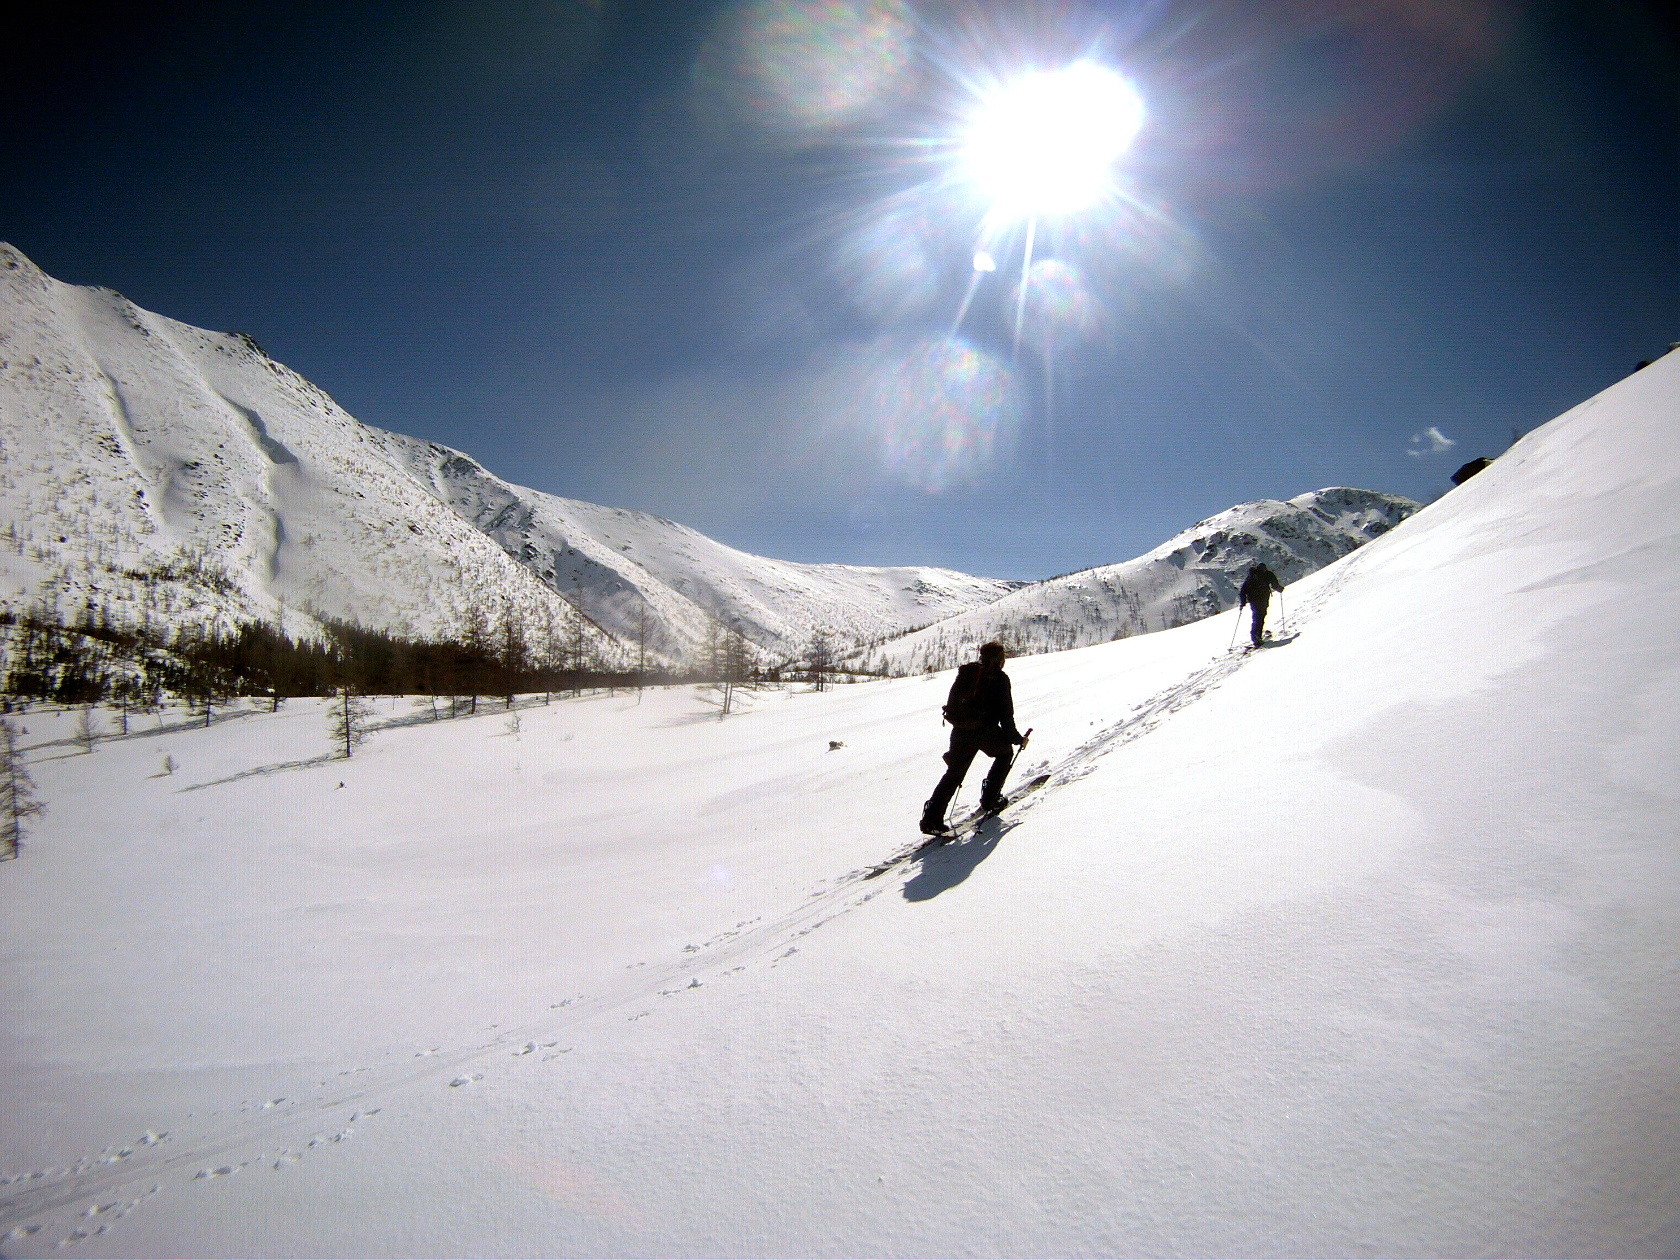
[{"x1": 4, "y1": 0, "x2": 1674, "y2": 579}]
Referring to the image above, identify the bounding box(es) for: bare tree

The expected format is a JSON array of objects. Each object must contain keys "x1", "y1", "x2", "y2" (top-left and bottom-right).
[
  {"x1": 0, "y1": 719, "x2": 45, "y2": 860},
  {"x1": 328, "y1": 688, "x2": 374, "y2": 759}
]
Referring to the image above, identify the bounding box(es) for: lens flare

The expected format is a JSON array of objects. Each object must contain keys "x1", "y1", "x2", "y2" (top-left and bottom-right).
[
  {"x1": 868, "y1": 339, "x2": 1020, "y2": 494},
  {"x1": 833, "y1": 209, "x2": 938, "y2": 327},
  {"x1": 960, "y1": 62, "x2": 1145, "y2": 220},
  {"x1": 697, "y1": 0, "x2": 915, "y2": 143},
  {"x1": 1019, "y1": 258, "x2": 1101, "y2": 345}
]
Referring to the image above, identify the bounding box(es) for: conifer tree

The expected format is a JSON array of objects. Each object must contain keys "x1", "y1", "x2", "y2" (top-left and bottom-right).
[
  {"x1": 459, "y1": 602, "x2": 493, "y2": 715},
  {"x1": 72, "y1": 705, "x2": 99, "y2": 754},
  {"x1": 328, "y1": 687, "x2": 374, "y2": 759},
  {"x1": 537, "y1": 606, "x2": 563, "y2": 704},
  {"x1": 0, "y1": 719, "x2": 44, "y2": 860},
  {"x1": 704, "y1": 621, "x2": 753, "y2": 717},
  {"x1": 569, "y1": 581, "x2": 588, "y2": 698},
  {"x1": 635, "y1": 603, "x2": 650, "y2": 700},
  {"x1": 806, "y1": 630, "x2": 835, "y2": 693},
  {"x1": 497, "y1": 596, "x2": 528, "y2": 709}
]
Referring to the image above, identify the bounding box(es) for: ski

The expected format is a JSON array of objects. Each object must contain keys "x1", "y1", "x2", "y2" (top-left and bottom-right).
[
  {"x1": 863, "y1": 774, "x2": 1052, "y2": 881},
  {"x1": 1232, "y1": 632, "x2": 1299, "y2": 655}
]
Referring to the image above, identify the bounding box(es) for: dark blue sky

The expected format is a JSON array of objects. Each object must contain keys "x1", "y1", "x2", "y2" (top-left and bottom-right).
[{"x1": 4, "y1": 1, "x2": 1674, "y2": 579}]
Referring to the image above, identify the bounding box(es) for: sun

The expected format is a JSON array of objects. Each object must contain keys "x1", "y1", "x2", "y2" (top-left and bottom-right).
[{"x1": 959, "y1": 62, "x2": 1145, "y2": 221}]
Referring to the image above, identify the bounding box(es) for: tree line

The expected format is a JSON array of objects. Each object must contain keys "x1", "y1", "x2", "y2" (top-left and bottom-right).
[{"x1": 0, "y1": 601, "x2": 662, "y2": 716}]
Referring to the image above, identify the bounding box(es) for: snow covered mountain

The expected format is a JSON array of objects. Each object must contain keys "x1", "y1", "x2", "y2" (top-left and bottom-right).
[
  {"x1": 0, "y1": 245, "x2": 1424, "y2": 675},
  {"x1": 856, "y1": 486, "x2": 1417, "y2": 673},
  {"x1": 0, "y1": 243, "x2": 1015, "y2": 666},
  {"x1": 381, "y1": 432, "x2": 1020, "y2": 663}
]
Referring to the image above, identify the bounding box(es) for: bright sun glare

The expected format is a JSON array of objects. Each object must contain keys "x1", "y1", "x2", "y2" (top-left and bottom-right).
[{"x1": 960, "y1": 62, "x2": 1145, "y2": 220}]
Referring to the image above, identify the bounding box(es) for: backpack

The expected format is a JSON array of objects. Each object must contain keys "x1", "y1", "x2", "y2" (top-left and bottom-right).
[{"x1": 942, "y1": 663, "x2": 986, "y2": 727}]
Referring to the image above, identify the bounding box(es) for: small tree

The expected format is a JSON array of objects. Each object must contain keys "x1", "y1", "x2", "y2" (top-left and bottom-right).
[
  {"x1": 328, "y1": 688, "x2": 374, "y2": 759},
  {"x1": 0, "y1": 719, "x2": 45, "y2": 860},
  {"x1": 72, "y1": 704, "x2": 100, "y2": 754}
]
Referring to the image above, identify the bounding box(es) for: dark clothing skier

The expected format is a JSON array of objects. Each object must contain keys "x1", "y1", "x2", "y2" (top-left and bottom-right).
[
  {"x1": 920, "y1": 642, "x2": 1026, "y2": 834},
  {"x1": 1238, "y1": 563, "x2": 1284, "y2": 647}
]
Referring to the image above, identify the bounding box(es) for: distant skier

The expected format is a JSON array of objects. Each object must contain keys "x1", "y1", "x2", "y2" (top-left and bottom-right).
[
  {"x1": 920, "y1": 641, "x2": 1027, "y2": 834},
  {"x1": 1237, "y1": 562, "x2": 1284, "y2": 648}
]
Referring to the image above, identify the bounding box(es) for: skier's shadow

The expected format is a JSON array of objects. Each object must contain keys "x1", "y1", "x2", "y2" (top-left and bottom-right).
[{"x1": 902, "y1": 817, "x2": 1010, "y2": 902}]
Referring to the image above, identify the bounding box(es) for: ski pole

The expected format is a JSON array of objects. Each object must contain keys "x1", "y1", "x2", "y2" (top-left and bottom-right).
[
  {"x1": 1276, "y1": 590, "x2": 1288, "y2": 637},
  {"x1": 1000, "y1": 728, "x2": 1033, "y2": 790},
  {"x1": 1229, "y1": 604, "x2": 1243, "y2": 650}
]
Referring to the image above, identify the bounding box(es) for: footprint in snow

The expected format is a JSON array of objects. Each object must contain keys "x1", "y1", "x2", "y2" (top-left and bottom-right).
[
  {"x1": 194, "y1": 1165, "x2": 238, "y2": 1179},
  {"x1": 449, "y1": 1074, "x2": 483, "y2": 1088}
]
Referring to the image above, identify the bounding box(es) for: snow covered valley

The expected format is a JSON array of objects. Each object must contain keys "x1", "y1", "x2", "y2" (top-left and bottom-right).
[{"x1": 0, "y1": 354, "x2": 1676, "y2": 1255}]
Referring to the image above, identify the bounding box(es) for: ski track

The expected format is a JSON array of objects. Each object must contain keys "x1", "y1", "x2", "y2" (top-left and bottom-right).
[
  {"x1": 857, "y1": 571, "x2": 1345, "y2": 880},
  {"x1": 0, "y1": 576, "x2": 1351, "y2": 1247}
]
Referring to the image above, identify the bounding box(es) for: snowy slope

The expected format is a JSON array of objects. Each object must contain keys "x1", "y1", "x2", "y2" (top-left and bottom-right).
[
  {"x1": 858, "y1": 486, "x2": 1416, "y2": 673},
  {"x1": 0, "y1": 244, "x2": 1013, "y2": 665},
  {"x1": 0, "y1": 244, "x2": 607, "y2": 652},
  {"x1": 0, "y1": 355, "x2": 1674, "y2": 1255}
]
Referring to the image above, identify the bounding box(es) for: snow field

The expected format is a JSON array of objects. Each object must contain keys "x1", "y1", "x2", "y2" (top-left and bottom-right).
[{"x1": 0, "y1": 353, "x2": 1676, "y2": 1256}]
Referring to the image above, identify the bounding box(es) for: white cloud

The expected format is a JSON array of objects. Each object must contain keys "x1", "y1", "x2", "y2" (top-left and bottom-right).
[{"x1": 1407, "y1": 426, "x2": 1457, "y2": 457}]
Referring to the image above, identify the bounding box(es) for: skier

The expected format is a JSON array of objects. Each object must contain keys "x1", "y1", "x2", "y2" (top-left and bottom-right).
[
  {"x1": 1237, "y1": 562, "x2": 1284, "y2": 648},
  {"x1": 920, "y1": 641, "x2": 1027, "y2": 834}
]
